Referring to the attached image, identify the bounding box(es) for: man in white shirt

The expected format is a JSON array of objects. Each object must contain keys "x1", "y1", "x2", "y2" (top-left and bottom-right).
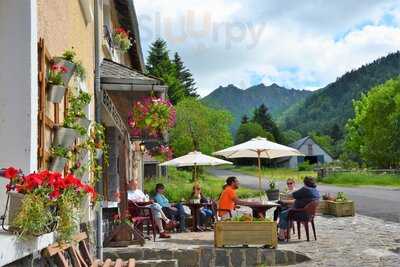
[{"x1": 127, "y1": 178, "x2": 174, "y2": 238}]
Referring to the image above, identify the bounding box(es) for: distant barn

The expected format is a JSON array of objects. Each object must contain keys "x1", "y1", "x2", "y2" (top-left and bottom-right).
[{"x1": 277, "y1": 136, "x2": 333, "y2": 168}]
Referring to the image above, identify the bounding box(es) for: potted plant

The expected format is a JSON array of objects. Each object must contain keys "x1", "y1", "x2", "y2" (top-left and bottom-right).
[
  {"x1": 128, "y1": 96, "x2": 176, "y2": 139},
  {"x1": 265, "y1": 181, "x2": 279, "y2": 201},
  {"x1": 113, "y1": 27, "x2": 132, "y2": 52},
  {"x1": 3, "y1": 167, "x2": 97, "y2": 241},
  {"x1": 49, "y1": 146, "x2": 70, "y2": 172},
  {"x1": 53, "y1": 49, "x2": 76, "y2": 86},
  {"x1": 53, "y1": 118, "x2": 79, "y2": 148},
  {"x1": 47, "y1": 64, "x2": 68, "y2": 103},
  {"x1": 109, "y1": 211, "x2": 134, "y2": 242},
  {"x1": 69, "y1": 90, "x2": 91, "y2": 134}
]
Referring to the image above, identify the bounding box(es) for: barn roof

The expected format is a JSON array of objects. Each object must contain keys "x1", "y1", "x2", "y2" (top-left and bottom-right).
[
  {"x1": 289, "y1": 136, "x2": 334, "y2": 158},
  {"x1": 289, "y1": 136, "x2": 310, "y2": 149}
]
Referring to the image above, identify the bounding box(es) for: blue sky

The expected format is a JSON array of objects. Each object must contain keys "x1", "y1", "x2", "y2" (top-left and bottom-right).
[{"x1": 135, "y1": 0, "x2": 400, "y2": 96}]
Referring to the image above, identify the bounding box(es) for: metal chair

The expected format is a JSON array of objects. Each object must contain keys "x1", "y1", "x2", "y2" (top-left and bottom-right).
[{"x1": 127, "y1": 201, "x2": 157, "y2": 242}]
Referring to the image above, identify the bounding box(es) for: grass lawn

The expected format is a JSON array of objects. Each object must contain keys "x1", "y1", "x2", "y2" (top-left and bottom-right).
[
  {"x1": 144, "y1": 167, "x2": 259, "y2": 202},
  {"x1": 322, "y1": 172, "x2": 400, "y2": 187},
  {"x1": 216, "y1": 165, "x2": 317, "y2": 182}
]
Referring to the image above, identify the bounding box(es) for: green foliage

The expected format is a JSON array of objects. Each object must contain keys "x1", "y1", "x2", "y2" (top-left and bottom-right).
[
  {"x1": 170, "y1": 98, "x2": 233, "y2": 156},
  {"x1": 298, "y1": 161, "x2": 313, "y2": 171},
  {"x1": 56, "y1": 188, "x2": 81, "y2": 242},
  {"x1": 281, "y1": 52, "x2": 400, "y2": 150},
  {"x1": 62, "y1": 49, "x2": 76, "y2": 61},
  {"x1": 322, "y1": 172, "x2": 400, "y2": 187},
  {"x1": 202, "y1": 83, "x2": 311, "y2": 133},
  {"x1": 309, "y1": 131, "x2": 335, "y2": 157},
  {"x1": 227, "y1": 166, "x2": 316, "y2": 182},
  {"x1": 62, "y1": 49, "x2": 86, "y2": 79},
  {"x1": 144, "y1": 168, "x2": 259, "y2": 202},
  {"x1": 345, "y1": 77, "x2": 400, "y2": 168},
  {"x1": 173, "y1": 52, "x2": 198, "y2": 97},
  {"x1": 63, "y1": 90, "x2": 91, "y2": 135},
  {"x1": 235, "y1": 122, "x2": 274, "y2": 144},
  {"x1": 12, "y1": 192, "x2": 54, "y2": 237},
  {"x1": 51, "y1": 146, "x2": 70, "y2": 158},
  {"x1": 282, "y1": 130, "x2": 302, "y2": 145},
  {"x1": 145, "y1": 39, "x2": 186, "y2": 104},
  {"x1": 252, "y1": 104, "x2": 284, "y2": 143}
]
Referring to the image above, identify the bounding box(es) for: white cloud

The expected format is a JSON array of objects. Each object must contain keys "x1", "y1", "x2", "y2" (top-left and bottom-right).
[{"x1": 134, "y1": 0, "x2": 400, "y2": 96}]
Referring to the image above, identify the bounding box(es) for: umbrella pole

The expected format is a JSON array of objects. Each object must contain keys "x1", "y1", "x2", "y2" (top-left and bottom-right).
[{"x1": 257, "y1": 151, "x2": 262, "y2": 200}]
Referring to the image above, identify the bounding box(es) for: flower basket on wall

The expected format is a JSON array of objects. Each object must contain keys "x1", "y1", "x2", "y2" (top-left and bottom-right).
[
  {"x1": 7, "y1": 191, "x2": 24, "y2": 227},
  {"x1": 52, "y1": 57, "x2": 76, "y2": 86},
  {"x1": 48, "y1": 84, "x2": 66, "y2": 103},
  {"x1": 49, "y1": 156, "x2": 68, "y2": 172},
  {"x1": 76, "y1": 117, "x2": 91, "y2": 131},
  {"x1": 53, "y1": 127, "x2": 78, "y2": 148}
]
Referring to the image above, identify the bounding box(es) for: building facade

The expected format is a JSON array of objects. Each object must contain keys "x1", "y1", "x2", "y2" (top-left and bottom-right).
[{"x1": 0, "y1": 0, "x2": 165, "y2": 265}]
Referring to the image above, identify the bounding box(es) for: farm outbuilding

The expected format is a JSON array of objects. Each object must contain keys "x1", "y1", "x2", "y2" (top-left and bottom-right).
[{"x1": 277, "y1": 136, "x2": 334, "y2": 169}]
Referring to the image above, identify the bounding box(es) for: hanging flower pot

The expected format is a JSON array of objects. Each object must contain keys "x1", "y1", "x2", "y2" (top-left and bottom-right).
[
  {"x1": 52, "y1": 57, "x2": 76, "y2": 86},
  {"x1": 7, "y1": 191, "x2": 24, "y2": 227},
  {"x1": 47, "y1": 84, "x2": 66, "y2": 103},
  {"x1": 49, "y1": 157, "x2": 68, "y2": 172},
  {"x1": 76, "y1": 117, "x2": 91, "y2": 131},
  {"x1": 53, "y1": 127, "x2": 78, "y2": 148}
]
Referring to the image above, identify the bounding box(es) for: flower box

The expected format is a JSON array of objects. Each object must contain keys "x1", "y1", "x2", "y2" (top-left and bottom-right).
[
  {"x1": 76, "y1": 117, "x2": 91, "y2": 131},
  {"x1": 316, "y1": 200, "x2": 329, "y2": 214},
  {"x1": 214, "y1": 221, "x2": 277, "y2": 248},
  {"x1": 47, "y1": 84, "x2": 66, "y2": 103},
  {"x1": 49, "y1": 157, "x2": 68, "y2": 172},
  {"x1": 326, "y1": 200, "x2": 355, "y2": 217},
  {"x1": 53, "y1": 127, "x2": 78, "y2": 148},
  {"x1": 52, "y1": 57, "x2": 76, "y2": 86},
  {"x1": 7, "y1": 191, "x2": 24, "y2": 227}
]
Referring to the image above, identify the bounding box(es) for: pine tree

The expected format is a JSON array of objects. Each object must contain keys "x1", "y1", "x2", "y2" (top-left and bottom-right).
[
  {"x1": 145, "y1": 39, "x2": 185, "y2": 104},
  {"x1": 173, "y1": 52, "x2": 198, "y2": 97},
  {"x1": 252, "y1": 104, "x2": 284, "y2": 143}
]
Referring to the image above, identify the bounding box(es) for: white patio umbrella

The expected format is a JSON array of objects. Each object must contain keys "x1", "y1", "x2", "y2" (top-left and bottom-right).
[
  {"x1": 159, "y1": 151, "x2": 233, "y2": 180},
  {"x1": 213, "y1": 137, "x2": 304, "y2": 192}
]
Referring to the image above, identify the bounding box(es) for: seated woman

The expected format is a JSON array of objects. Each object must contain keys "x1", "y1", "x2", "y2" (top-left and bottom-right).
[
  {"x1": 127, "y1": 178, "x2": 174, "y2": 239},
  {"x1": 278, "y1": 176, "x2": 320, "y2": 241},
  {"x1": 190, "y1": 184, "x2": 213, "y2": 230},
  {"x1": 154, "y1": 183, "x2": 189, "y2": 232},
  {"x1": 273, "y1": 178, "x2": 296, "y2": 221}
]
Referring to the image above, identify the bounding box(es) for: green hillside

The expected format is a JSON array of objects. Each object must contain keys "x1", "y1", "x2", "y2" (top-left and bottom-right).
[
  {"x1": 202, "y1": 83, "x2": 311, "y2": 133},
  {"x1": 280, "y1": 52, "x2": 400, "y2": 137}
]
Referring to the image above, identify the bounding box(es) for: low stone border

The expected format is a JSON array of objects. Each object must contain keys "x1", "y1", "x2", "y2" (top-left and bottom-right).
[{"x1": 104, "y1": 246, "x2": 311, "y2": 267}]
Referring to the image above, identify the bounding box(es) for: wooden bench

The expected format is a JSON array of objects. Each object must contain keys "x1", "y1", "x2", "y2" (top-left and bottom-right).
[{"x1": 42, "y1": 232, "x2": 135, "y2": 267}]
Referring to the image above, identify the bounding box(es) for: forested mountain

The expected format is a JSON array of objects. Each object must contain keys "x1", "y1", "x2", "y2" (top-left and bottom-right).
[
  {"x1": 280, "y1": 51, "x2": 400, "y2": 137},
  {"x1": 202, "y1": 83, "x2": 311, "y2": 132}
]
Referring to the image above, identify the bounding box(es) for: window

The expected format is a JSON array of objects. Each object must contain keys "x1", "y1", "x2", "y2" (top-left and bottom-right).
[{"x1": 308, "y1": 144, "x2": 313, "y2": 155}]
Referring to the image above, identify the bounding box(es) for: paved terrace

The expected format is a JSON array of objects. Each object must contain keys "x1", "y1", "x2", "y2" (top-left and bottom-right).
[{"x1": 104, "y1": 212, "x2": 400, "y2": 266}]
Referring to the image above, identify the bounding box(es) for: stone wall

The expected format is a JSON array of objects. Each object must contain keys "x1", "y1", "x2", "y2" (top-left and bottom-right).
[{"x1": 104, "y1": 246, "x2": 311, "y2": 267}]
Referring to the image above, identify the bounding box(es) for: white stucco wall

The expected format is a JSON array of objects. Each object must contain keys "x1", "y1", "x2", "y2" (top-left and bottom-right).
[
  {"x1": 0, "y1": 0, "x2": 38, "y2": 173},
  {"x1": 0, "y1": 1, "x2": 38, "y2": 265}
]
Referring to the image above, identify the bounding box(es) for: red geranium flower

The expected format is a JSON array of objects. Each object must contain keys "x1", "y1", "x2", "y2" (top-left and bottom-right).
[{"x1": 4, "y1": 167, "x2": 19, "y2": 179}]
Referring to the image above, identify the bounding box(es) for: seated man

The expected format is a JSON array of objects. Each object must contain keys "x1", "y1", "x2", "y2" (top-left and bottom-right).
[
  {"x1": 218, "y1": 176, "x2": 259, "y2": 219},
  {"x1": 127, "y1": 178, "x2": 173, "y2": 238},
  {"x1": 154, "y1": 183, "x2": 189, "y2": 232}
]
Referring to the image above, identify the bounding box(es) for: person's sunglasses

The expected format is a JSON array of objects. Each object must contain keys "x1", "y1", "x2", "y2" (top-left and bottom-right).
[{"x1": 287, "y1": 182, "x2": 293, "y2": 185}]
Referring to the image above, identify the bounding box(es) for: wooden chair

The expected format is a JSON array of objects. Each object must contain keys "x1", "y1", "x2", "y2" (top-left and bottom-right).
[
  {"x1": 127, "y1": 201, "x2": 157, "y2": 242},
  {"x1": 42, "y1": 232, "x2": 136, "y2": 267},
  {"x1": 287, "y1": 200, "x2": 319, "y2": 241}
]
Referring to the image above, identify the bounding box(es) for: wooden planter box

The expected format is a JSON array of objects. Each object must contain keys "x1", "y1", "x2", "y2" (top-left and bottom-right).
[
  {"x1": 316, "y1": 200, "x2": 328, "y2": 214},
  {"x1": 214, "y1": 221, "x2": 277, "y2": 248},
  {"x1": 326, "y1": 200, "x2": 355, "y2": 217}
]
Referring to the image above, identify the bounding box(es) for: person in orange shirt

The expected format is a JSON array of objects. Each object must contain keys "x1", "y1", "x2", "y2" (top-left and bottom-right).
[{"x1": 218, "y1": 176, "x2": 259, "y2": 219}]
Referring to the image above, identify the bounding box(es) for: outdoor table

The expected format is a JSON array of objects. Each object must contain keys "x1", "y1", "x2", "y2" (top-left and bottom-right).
[
  {"x1": 186, "y1": 202, "x2": 213, "y2": 232},
  {"x1": 246, "y1": 201, "x2": 280, "y2": 218}
]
